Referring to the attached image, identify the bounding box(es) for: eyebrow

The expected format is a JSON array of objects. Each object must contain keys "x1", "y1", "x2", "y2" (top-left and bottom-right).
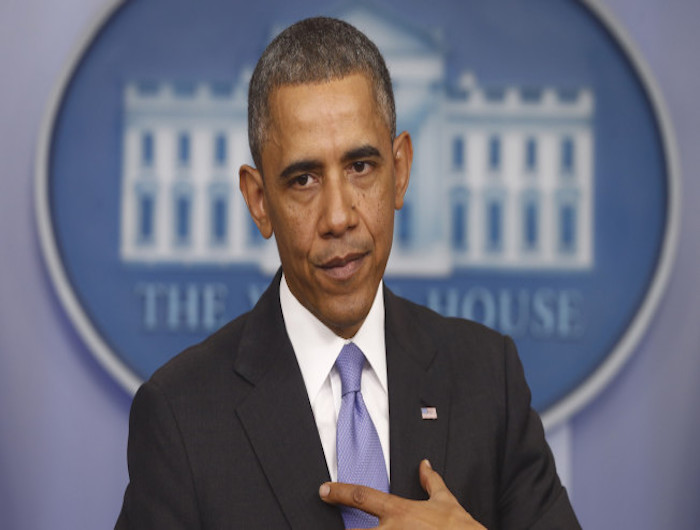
[
  {"x1": 278, "y1": 144, "x2": 383, "y2": 182},
  {"x1": 341, "y1": 144, "x2": 382, "y2": 164},
  {"x1": 279, "y1": 159, "x2": 323, "y2": 181}
]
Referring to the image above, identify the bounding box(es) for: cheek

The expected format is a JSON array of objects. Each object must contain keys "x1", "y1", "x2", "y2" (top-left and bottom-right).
[
  {"x1": 276, "y1": 204, "x2": 314, "y2": 256},
  {"x1": 365, "y1": 194, "x2": 395, "y2": 247}
]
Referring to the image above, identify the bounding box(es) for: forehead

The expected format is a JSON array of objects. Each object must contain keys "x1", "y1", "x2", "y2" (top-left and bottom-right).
[{"x1": 262, "y1": 74, "x2": 389, "y2": 163}]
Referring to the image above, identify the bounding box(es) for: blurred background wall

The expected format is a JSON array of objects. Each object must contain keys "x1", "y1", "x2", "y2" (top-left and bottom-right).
[{"x1": 1, "y1": 0, "x2": 698, "y2": 528}]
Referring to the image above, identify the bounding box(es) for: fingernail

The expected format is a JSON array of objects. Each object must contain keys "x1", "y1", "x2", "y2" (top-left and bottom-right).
[
  {"x1": 319, "y1": 483, "x2": 331, "y2": 498},
  {"x1": 424, "y1": 459, "x2": 432, "y2": 469}
]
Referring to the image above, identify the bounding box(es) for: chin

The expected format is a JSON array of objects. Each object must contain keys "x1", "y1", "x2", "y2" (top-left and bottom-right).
[{"x1": 321, "y1": 304, "x2": 370, "y2": 337}]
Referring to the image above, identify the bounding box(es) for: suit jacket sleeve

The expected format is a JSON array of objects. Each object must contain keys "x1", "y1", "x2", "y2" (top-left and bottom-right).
[
  {"x1": 498, "y1": 336, "x2": 580, "y2": 529},
  {"x1": 115, "y1": 380, "x2": 201, "y2": 529}
]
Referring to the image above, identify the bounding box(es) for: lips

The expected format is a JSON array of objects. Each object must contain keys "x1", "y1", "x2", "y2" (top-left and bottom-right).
[{"x1": 318, "y1": 252, "x2": 368, "y2": 281}]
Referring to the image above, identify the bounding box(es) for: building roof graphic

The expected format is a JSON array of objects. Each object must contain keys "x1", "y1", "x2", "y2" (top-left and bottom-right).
[{"x1": 119, "y1": 3, "x2": 595, "y2": 275}]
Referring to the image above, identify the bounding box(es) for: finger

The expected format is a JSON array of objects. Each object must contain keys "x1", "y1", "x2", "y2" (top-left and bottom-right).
[
  {"x1": 418, "y1": 459, "x2": 449, "y2": 497},
  {"x1": 319, "y1": 482, "x2": 392, "y2": 517}
]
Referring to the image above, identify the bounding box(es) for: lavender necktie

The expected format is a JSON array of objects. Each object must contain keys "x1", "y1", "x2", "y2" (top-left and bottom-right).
[{"x1": 335, "y1": 342, "x2": 389, "y2": 528}]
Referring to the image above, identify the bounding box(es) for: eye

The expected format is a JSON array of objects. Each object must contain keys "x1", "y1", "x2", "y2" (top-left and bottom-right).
[
  {"x1": 350, "y1": 161, "x2": 372, "y2": 174},
  {"x1": 291, "y1": 174, "x2": 314, "y2": 188}
]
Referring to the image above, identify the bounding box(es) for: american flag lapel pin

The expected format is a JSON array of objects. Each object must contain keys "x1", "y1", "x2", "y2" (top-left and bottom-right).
[{"x1": 421, "y1": 407, "x2": 438, "y2": 420}]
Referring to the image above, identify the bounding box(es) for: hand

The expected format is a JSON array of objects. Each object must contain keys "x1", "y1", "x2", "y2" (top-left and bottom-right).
[{"x1": 319, "y1": 459, "x2": 486, "y2": 529}]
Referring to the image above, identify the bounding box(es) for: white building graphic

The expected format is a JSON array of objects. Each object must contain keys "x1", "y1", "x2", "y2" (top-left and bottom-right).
[{"x1": 119, "y1": 5, "x2": 595, "y2": 275}]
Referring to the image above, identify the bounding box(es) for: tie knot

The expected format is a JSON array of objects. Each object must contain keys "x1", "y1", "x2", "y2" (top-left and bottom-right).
[{"x1": 335, "y1": 342, "x2": 365, "y2": 395}]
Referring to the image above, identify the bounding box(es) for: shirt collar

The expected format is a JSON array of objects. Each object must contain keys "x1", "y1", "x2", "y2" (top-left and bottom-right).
[{"x1": 279, "y1": 274, "x2": 387, "y2": 402}]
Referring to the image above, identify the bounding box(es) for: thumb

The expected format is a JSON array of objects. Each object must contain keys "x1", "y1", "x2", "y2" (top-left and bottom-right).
[{"x1": 419, "y1": 459, "x2": 449, "y2": 497}]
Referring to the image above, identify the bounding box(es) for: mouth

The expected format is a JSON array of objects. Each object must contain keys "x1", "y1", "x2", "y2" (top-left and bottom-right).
[{"x1": 318, "y1": 252, "x2": 368, "y2": 281}]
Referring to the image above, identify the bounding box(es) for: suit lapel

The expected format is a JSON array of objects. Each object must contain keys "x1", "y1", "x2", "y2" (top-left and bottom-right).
[
  {"x1": 231, "y1": 277, "x2": 451, "y2": 523},
  {"x1": 385, "y1": 288, "x2": 451, "y2": 500},
  {"x1": 233, "y1": 274, "x2": 343, "y2": 529}
]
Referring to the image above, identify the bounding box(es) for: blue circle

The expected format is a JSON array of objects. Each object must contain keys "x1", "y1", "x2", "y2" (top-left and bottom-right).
[{"x1": 44, "y1": 0, "x2": 672, "y2": 418}]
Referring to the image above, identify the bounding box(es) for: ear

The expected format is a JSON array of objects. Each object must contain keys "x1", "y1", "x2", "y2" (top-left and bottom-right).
[
  {"x1": 392, "y1": 131, "x2": 413, "y2": 210},
  {"x1": 239, "y1": 164, "x2": 273, "y2": 239}
]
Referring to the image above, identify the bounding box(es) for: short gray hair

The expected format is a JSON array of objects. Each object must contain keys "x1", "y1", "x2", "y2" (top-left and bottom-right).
[{"x1": 247, "y1": 16, "x2": 396, "y2": 170}]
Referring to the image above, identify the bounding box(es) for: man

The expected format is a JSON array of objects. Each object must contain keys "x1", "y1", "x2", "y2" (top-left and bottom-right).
[{"x1": 116, "y1": 16, "x2": 580, "y2": 529}]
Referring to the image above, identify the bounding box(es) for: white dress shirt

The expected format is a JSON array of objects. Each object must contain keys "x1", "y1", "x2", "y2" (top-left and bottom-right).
[{"x1": 279, "y1": 274, "x2": 390, "y2": 482}]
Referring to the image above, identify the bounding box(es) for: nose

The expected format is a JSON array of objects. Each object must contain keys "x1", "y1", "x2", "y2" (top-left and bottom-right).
[{"x1": 319, "y1": 174, "x2": 358, "y2": 237}]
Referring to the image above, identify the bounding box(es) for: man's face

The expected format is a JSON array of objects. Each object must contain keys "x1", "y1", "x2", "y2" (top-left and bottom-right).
[{"x1": 240, "y1": 73, "x2": 412, "y2": 338}]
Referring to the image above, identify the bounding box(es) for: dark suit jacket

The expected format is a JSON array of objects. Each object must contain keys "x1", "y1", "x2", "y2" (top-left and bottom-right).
[{"x1": 116, "y1": 274, "x2": 580, "y2": 529}]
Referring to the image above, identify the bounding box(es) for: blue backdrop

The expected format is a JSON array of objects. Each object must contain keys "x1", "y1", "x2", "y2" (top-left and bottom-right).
[{"x1": 1, "y1": 0, "x2": 698, "y2": 528}]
